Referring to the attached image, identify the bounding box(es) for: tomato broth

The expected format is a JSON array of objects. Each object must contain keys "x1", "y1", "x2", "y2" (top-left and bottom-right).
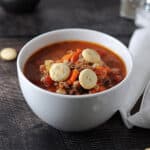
[{"x1": 24, "y1": 41, "x2": 126, "y2": 95}]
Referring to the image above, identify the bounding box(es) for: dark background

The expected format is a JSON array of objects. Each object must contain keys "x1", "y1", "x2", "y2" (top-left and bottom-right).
[{"x1": 0, "y1": 0, "x2": 150, "y2": 150}]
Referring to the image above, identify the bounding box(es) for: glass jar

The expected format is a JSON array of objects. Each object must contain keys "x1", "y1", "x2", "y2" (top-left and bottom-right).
[
  {"x1": 120, "y1": 0, "x2": 141, "y2": 19},
  {"x1": 135, "y1": 0, "x2": 150, "y2": 27}
]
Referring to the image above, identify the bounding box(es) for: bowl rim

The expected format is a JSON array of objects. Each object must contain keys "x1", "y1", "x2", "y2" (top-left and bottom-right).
[{"x1": 17, "y1": 28, "x2": 133, "y2": 99}]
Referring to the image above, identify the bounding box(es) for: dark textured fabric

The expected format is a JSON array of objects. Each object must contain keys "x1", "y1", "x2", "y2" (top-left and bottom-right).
[{"x1": 0, "y1": 0, "x2": 150, "y2": 150}]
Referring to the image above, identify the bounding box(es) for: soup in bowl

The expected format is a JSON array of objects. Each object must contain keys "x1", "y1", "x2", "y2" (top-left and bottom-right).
[
  {"x1": 17, "y1": 29, "x2": 133, "y2": 131},
  {"x1": 24, "y1": 41, "x2": 126, "y2": 95}
]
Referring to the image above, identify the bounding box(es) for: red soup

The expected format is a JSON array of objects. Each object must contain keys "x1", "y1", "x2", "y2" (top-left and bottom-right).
[{"x1": 24, "y1": 41, "x2": 126, "y2": 95}]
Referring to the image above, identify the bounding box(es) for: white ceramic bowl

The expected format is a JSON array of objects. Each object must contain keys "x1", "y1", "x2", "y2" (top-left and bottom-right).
[{"x1": 17, "y1": 29, "x2": 133, "y2": 131}]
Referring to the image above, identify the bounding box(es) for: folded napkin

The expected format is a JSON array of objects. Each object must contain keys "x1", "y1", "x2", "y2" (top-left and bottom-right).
[{"x1": 119, "y1": 28, "x2": 150, "y2": 129}]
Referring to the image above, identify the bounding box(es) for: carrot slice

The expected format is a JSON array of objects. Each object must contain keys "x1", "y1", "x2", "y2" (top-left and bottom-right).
[
  {"x1": 71, "y1": 49, "x2": 82, "y2": 63},
  {"x1": 76, "y1": 48, "x2": 82, "y2": 53},
  {"x1": 61, "y1": 53, "x2": 73, "y2": 61},
  {"x1": 67, "y1": 69, "x2": 79, "y2": 84}
]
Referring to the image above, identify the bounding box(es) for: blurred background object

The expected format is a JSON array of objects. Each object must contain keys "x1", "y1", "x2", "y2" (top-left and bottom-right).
[
  {"x1": 0, "y1": 0, "x2": 40, "y2": 13},
  {"x1": 135, "y1": 0, "x2": 150, "y2": 27},
  {"x1": 120, "y1": 0, "x2": 141, "y2": 19}
]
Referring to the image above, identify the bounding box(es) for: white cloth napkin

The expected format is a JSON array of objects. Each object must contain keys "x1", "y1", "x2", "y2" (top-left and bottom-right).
[{"x1": 119, "y1": 28, "x2": 150, "y2": 129}]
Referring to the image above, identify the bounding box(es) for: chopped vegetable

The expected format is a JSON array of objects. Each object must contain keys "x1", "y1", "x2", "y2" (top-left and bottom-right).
[
  {"x1": 62, "y1": 53, "x2": 73, "y2": 62},
  {"x1": 95, "y1": 66, "x2": 110, "y2": 79},
  {"x1": 70, "y1": 48, "x2": 82, "y2": 63},
  {"x1": 67, "y1": 69, "x2": 79, "y2": 84},
  {"x1": 41, "y1": 75, "x2": 53, "y2": 87}
]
